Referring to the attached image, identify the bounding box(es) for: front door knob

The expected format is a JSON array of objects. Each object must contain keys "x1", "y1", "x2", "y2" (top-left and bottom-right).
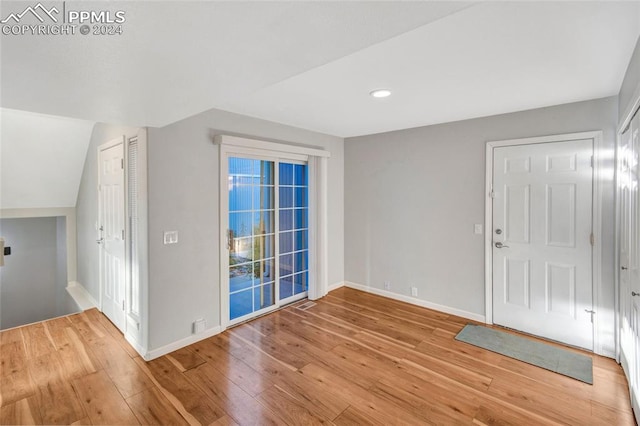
[{"x1": 495, "y1": 242, "x2": 509, "y2": 249}]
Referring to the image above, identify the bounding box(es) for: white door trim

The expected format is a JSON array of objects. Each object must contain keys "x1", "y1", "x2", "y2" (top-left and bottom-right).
[
  {"x1": 484, "y1": 130, "x2": 604, "y2": 355},
  {"x1": 619, "y1": 81, "x2": 640, "y2": 135}
]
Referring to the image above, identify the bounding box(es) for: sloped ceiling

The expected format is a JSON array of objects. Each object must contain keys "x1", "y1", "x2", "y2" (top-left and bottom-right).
[
  {"x1": 0, "y1": 1, "x2": 473, "y2": 130},
  {"x1": 0, "y1": 109, "x2": 94, "y2": 209}
]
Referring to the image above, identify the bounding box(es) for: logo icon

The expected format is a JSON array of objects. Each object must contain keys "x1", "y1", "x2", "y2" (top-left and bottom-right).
[{"x1": 1, "y1": 3, "x2": 59, "y2": 24}]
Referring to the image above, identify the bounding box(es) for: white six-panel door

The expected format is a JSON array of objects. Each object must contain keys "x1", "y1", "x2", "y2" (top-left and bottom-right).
[
  {"x1": 98, "y1": 140, "x2": 126, "y2": 331},
  {"x1": 620, "y1": 111, "x2": 640, "y2": 419},
  {"x1": 492, "y1": 139, "x2": 594, "y2": 349},
  {"x1": 631, "y1": 117, "x2": 640, "y2": 417}
]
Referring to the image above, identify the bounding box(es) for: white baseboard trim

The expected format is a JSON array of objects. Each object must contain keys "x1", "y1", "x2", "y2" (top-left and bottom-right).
[
  {"x1": 344, "y1": 281, "x2": 485, "y2": 323},
  {"x1": 66, "y1": 281, "x2": 98, "y2": 310},
  {"x1": 328, "y1": 281, "x2": 345, "y2": 292},
  {"x1": 124, "y1": 333, "x2": 146, "y2": 357},
  {"x1": 143, "y1": 326, "x2": 222, "y2": 361}
]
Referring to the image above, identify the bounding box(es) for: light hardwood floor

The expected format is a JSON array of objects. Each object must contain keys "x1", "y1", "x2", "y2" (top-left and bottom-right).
[{"x1": 0, "y1": 287, "x2": 635, "y2": 425}]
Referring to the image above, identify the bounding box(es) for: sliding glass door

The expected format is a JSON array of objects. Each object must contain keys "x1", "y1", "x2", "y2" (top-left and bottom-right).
[
  {"x1": 226, "y1": 156, "x2": 308, "y2": 324},
  {"x1": 228, "y1": 158, "x2": 275, "y2": 320},
  {"x1": 278, "y1": 162, "x2": 309, "y2": 300}
]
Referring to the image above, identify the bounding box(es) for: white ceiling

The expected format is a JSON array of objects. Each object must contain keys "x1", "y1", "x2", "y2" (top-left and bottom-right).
[
  {"x1": 0, "y1": 109, "x2": 94, "y2": 209},
  {"x1": 0, "y1": 1, "x2": 639, "y2": 139},
  {"x1": 221, "y1": 2, "x2": 640, "y2": 136},
  {"x1": 0, "y1": 1, "x2": 473, "y2": 131}
]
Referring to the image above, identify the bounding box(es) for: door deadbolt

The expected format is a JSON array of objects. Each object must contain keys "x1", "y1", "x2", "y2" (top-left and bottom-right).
[{"x1": 495, "y1": 229, "x2": 502, "y2": 235}]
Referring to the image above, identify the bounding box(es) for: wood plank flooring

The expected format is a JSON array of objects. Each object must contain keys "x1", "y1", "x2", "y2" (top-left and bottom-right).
[{"x1": 0, "y1": 287, "x2": 635, "y2": 425}]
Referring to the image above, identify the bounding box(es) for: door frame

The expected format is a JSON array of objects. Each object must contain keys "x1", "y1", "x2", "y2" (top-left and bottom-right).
[{"x1": 484, "y1": 131, "x2": 604, "y2": 354}]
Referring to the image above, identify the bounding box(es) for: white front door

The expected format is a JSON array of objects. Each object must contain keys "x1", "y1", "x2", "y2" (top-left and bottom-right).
[
  {"x1": 492, "y1": 139, "x2": 594, "y2": 349},
  {"x1": 98, "y1": 140, "x2": 126, "y2": 331}
]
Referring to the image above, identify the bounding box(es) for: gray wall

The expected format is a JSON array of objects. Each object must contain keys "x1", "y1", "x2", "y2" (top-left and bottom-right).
[
  {"x1": 147, "y1": 107, "x2": 344, "y2": 351},
  {"x1": 345, "y1": 96, "x2": 618, "y2": 353},
  {"x1": 55, "y1": 217, "x2": 72, "y2": 314},
  {"x1": 76, "y1": 122, "x2": 140, "y2": 300},
  {"x1": 0, "y1": 217, "x2": 72, "y2": 329},
  {"x1": 619, "y1": 36, "x2": 640, "y2": 122}
]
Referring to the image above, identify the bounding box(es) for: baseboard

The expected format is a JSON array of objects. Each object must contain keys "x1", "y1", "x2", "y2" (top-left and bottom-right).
[
  {"x1": 124, "y1": 333, "x2": 146, "y2": 357},
  {"x1": 599, "y1": 347, "x2": 616, "y2": 359},
  {"x1": 328, "y1": 281, "x2": 345, "y2": 292},
  {"x1": 143, "y1": 326, "x2": 222, "y2": 361},
  {"x1": 344, "y1": 281, "x2": 485, "y2": 323},
  {"x1": 66, "y1": 281, "x2": 98, "y2": 310}
]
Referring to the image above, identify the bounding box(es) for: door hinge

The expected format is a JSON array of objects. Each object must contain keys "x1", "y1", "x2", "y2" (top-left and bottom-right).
[
  {"x1": 121, "y1": 158, "x2": 124, "y2": 169},
  {"x1": 590, "y1": 155, "x2": 594, "y2": 168},
  {"x1": 590, "y1": 233, "x2": 595, "y2": 246},
  {"x1": 490, "y1": 190, "x2": 496, "y2": 199},
  {"x1": 122, "y1": 300, "x2": 125, "y2": 311},
  {"x1": 122, "y1": 229, "x2": 125, "y2": 240}
]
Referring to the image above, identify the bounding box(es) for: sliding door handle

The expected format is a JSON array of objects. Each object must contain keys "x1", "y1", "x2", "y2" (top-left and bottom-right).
[{"x1": 227, "y1": 229, "x2": 234, "y2": 250}]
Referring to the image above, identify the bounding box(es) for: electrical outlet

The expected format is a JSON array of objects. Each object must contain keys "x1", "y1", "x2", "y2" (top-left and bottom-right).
[
  {"x1": 193, "y1": 319, "x2": 206, "y2": 334},
  {"x1": 411, "y1": 286, "x2": 418, "y2": 297},
  {"x1": 164, "y1": 230, "x2": 179, "y2": 245},
  {"x1": 384, "y1": 281, "x2": 391, "y2": 291}
]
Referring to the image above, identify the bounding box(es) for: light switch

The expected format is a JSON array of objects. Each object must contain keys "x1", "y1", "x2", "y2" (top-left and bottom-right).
[
  {"x1": 164, "y1": 231, "x2": 178, "y2": 245},
  {"x1": 474, "y1": 224, "x2": 483, "y2": 235}
]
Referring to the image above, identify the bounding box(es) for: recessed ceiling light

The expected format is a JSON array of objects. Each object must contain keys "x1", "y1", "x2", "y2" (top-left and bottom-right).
[{"x1": 370, "y1": 89, "x2": 391, "y2": 98}]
